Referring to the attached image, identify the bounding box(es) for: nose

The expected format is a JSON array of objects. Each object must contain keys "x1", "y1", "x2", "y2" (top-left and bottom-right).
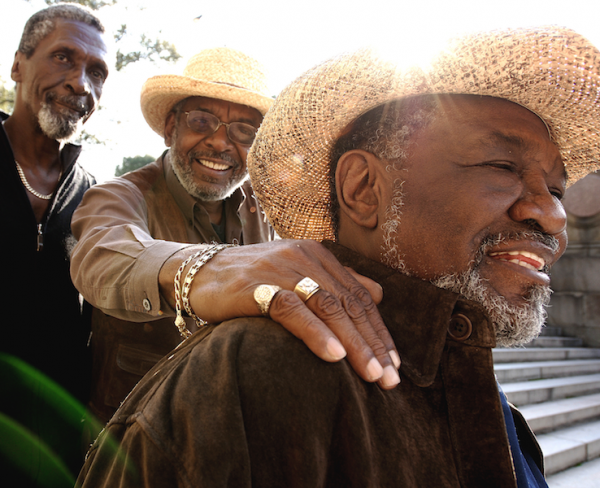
[
  {"x1": 508, "y1": 178, "x2": 567, "y2": 237},
  {"x1": 202, "y1": 124, "x2": 234, "y2": 153},
  {"x1": 65, "y1": 66, "x2": 91, "y2": 96}
]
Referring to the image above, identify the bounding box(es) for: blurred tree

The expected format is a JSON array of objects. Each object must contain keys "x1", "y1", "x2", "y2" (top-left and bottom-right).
[
  {"x1": 115, "y1": 154, "x2": 154, "y2": 176},
  {"x1": 32, "y1": 0, "x2": 182, "y2": 72},
  {"x1": 0, "y1": 78, "x2": 15, "y2": 113}
]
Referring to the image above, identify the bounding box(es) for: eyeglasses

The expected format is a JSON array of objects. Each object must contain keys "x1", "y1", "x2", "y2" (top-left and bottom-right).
[{"x1": 184, "y1": 110, "x2": 258, "y2": 146}]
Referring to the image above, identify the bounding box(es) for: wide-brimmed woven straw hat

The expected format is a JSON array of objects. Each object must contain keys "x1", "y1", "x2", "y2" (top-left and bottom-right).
[
  {"x1": 141, "y1": 47, "x2": 273, "y2": 136},
  {"x1": 248, "y1": 26, "x2": 600, "y2": 242}
]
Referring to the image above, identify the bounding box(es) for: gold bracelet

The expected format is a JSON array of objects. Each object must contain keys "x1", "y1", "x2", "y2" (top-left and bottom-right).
[
  {"x1": 173, "y1": 248, "x2": 204, "y2": 339},
  {"x1": 175, "y1": 243, "x2": 236, "y2": 338}
]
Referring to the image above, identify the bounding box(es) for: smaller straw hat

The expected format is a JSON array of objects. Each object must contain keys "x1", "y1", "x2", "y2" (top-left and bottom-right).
[
  {"x1": 141, "y1": 48, "x2": 273, "y2": 137},
  {"x1": 248, "y1": 26, "x2": 600, "y2": 242}
]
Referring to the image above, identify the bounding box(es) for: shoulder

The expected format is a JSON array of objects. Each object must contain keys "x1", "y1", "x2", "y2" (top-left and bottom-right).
[
  {"x1": 119, "y1": 317, "x2": 348, "y2": 420},
  {"x1": 165, "y1": 317, "x2": 349, "y2": 411},
  {"x1": 78, "y1": 159, "x2": 162, "y2": 205},
  {"x1": 120, "y1": 158, "x2": 163, "y2": 193}
]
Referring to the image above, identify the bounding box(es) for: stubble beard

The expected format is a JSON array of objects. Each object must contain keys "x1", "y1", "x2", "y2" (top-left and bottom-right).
[
  {"x1": 380, "y1": 179, "x2": 407, "y2": 273},
  {"x1": 170, "y1": 125, "x2": 248, "y2": 202},
  {"x1": 380, "y1": 183, "x2": 554, "y2": 347}
]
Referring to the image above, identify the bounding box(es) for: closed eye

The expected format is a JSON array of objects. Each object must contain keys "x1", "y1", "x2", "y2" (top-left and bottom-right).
[
  {"x1": 482, "y1": 161, "x2": 516, "y2": 171},
  {"x1": 549, "y1": 188, "x2": 564, "y2": 201}
]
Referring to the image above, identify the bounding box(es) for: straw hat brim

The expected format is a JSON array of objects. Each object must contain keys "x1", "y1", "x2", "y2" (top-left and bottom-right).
[
  {"x1": 141, "y1": 74, "x2": 274, "y2": 137},
  {"x1": 248, "y1": 26, "x2": 600, "y2": 242}
]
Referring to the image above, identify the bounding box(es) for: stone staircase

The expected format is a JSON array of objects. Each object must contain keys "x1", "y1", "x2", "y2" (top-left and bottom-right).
[{"x1": 493, "y1": 326, "x2": 600, "y2": 486}]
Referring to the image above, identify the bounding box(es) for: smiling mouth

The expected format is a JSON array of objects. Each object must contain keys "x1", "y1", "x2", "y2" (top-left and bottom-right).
[
  {"x1": 196, "y1": 159, "x2": 230, "y2": 171},
  {"x1": 488, "y1": 250, "x2": 546, "y2": 271}
]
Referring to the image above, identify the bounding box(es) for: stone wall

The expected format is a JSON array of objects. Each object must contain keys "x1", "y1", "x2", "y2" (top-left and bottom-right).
[{"x1": 547, "y1": 172, "x2": 600, "y2": 347}]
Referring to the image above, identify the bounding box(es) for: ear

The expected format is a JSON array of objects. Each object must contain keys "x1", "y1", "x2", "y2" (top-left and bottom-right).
[
  {"x1": 11, "y1": 51, "x2": 23, "y2": 82},
  {"x1": 164, "y1": 112, "x2": 176, "y2": 147},
  {"x1": 336, "y1": 149, "x2": 381, "y2": 230}
]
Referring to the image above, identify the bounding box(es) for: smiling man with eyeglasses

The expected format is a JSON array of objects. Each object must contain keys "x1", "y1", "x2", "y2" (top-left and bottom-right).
[
  {"x1": 70, "y1": 48, "x2": 401, "y2": 426},
  {"x1": 168, "y1": 98, "x2": 262, "y2": 206}
]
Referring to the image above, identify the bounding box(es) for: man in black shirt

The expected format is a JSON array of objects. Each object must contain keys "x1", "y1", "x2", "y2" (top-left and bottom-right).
[{"x1": 0, "y1": 4, "x2": 109, "y2": 486}]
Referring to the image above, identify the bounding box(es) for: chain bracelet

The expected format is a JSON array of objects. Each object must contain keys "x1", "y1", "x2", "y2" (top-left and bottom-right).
[
  {"x1": 182, "y1": 243, "x2": 234, "y2": 332},
  {"x1": 173, "y1": 248, "x2": 204, "y2": 339},
  {"x1": 173, "y1": 243, "x2": 236, "y2": 339}
]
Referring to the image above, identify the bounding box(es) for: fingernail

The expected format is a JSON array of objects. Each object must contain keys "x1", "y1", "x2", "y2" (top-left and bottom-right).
[
  {"x1": 380, "y1": 365, "x2": 400, "y2": 388},
  {"x1": 326, "y1": 337, "x2": 347, "y2": 360},
  {"x1": 389, "y1": 350, "x2": 401, "y2": 369},
  {"x1": 366, "y1": 357, "x2": 383, "y2": 381}
]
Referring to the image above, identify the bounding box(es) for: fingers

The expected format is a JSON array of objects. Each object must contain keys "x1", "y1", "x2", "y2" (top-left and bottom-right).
[
  {"x1": 186, "y1": 240, "x2": 401, "y2": 389},
  {"x1": 269, "y1": 291, "x2": 348, "y2": 361},
  {"x1": 344, "y1": 267, "x2": 383, "y2": 304},
  {"x1": 304, "y1": 286, "x2": 400, "y2": 390},
  {"x1": 266, "y1": 262, "x2": 400, "y2": 389}
]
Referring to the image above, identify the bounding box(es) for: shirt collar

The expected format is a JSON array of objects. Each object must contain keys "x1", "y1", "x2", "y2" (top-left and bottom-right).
[{"x1": 322, "y1": 241, "x2": 496, "y2": 387}]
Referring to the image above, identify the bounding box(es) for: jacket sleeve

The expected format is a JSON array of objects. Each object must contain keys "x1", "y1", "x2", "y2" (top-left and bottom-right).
[{"x1": 70, "y1": 177, "x2": 189, "y2": 321}]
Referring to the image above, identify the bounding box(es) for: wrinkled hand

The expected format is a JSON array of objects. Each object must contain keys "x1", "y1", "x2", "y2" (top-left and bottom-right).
[{"x1": 160, "y1": 240, "x2": 400, "y2": 389}]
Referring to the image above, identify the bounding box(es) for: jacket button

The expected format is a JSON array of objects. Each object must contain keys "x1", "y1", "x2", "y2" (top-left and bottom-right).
[
  {"x1": 447, "y1": 314, "x2": 473, "y2": 341},
  {"x1": 142, "y1": 298, "x2": 152, "y2": 311}
]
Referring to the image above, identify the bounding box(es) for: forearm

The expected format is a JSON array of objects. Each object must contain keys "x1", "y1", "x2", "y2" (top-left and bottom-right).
[{"x1": 71, "y1": 180, "x2": 189, "y2": 321}]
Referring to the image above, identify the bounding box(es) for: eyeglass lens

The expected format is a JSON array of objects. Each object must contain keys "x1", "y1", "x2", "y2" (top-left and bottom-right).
[{"x1": 186, "y1": 110, "x2": 257, "y2": 145}]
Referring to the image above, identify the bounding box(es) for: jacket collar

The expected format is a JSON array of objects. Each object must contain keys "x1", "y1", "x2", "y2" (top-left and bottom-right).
[{"x1": 322, "y1": 241, "x2": 496, "y2": 387}]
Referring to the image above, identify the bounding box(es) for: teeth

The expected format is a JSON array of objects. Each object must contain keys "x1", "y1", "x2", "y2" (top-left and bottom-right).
[
  {"x1": 488, "y1": 250, "x2": 545, "y2": 270},
  {"x1": 198, "y1": 159, "x2": 229, "y2": 171}
]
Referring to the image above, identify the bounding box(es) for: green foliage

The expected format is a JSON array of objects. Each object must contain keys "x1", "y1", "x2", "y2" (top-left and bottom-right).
[
  {"x1": 75, "y1": 130, "x2": 105, "y2": 145},
  {"x1": 115, "y1": 154, "x2": 154, "y2": 176},
  {"x1": 116, "y1": 34, "x2": 181, "y2": 71},
  {"x1": 38, "y1": 0, "x2": 181, "y2": 71},
  {"x1": 0, "y1": 79, "x2": 15, "y2": 114}
]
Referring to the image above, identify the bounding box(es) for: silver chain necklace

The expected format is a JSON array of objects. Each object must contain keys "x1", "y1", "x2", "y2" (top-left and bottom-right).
[{"x1": 15, "y1": 160, "x2": 61, "y2": 200}]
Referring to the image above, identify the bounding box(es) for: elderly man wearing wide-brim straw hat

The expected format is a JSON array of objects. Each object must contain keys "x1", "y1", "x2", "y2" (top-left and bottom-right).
[
  {"x1": 77, "y1": 27, "x2": 599, "y2": 487},
  {"x1": 70, "y1": 47, "x2": 402, "y2": 425}
]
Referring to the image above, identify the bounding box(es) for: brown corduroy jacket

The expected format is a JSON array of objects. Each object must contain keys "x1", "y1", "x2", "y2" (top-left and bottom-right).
[{"x1": 77, "y1": 242, "x2": 543, "y2": 488}]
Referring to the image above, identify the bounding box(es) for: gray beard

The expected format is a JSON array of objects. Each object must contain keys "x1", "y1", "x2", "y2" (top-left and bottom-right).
[
  {"x1": 380, "y1": 184, "x2": 556, "y2": 347},
  {"x1": 170, "y1": 127, "x2": 247, "y2": 202},
  {"x1": 37, "y1": 101, "x2": 82, "y2": 141},
  {"x1": 432, "y1": 268, "x2": 552, "y2": 347}
]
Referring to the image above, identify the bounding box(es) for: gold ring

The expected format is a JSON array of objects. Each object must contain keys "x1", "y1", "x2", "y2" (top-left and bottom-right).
[
  {"x1": 294, "y1": 277, "x2": 320, "y2": 302},
  {"x1": 253, "y1": 285, "x2": 282, "y2": 317}
]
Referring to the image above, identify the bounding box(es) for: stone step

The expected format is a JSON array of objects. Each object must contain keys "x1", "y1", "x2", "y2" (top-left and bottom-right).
[
  {"x1": 502, "y1": 374, "x2": 600, "y2": 406},
  {"x1": 540, "y1": 326, "x2": 563, "y2": 337},
  {"x1": 493, "y1": 347, "x2": 600, "y2": 364},
  {"x1": 546, "y1": 456, "x2": 600, "y2": 487},
  {"x1": 527, "y1": 336, "x2": 584, "y2": 348},
  {"x1": 494, "y1": 359, "x2": 600, "y2": 383},
  {"x1": 538, "y1": 419, "x2": 600, "y2": 476},
  {"x1": 519, "y1": 393, "x2": 600, "y2": 434}
]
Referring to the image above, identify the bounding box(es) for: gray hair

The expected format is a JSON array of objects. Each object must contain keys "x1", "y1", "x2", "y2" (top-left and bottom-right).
[
  {"x1": 18, "y1": 3, "x2": 104, "y2": 58},
  {"x1": 328, "y1": 95, "x2": 440, "y2": 238}
]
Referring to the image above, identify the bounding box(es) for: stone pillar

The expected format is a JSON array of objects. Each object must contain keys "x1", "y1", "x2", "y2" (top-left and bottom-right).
[{"x1": 548, "y1": 172, "x2": 600, "y2": 347}]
